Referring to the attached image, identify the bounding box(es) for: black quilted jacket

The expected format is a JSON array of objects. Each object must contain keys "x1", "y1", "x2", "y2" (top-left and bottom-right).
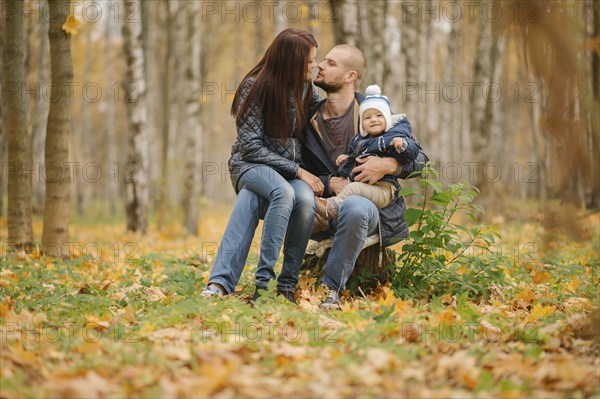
[{"x1": 228, "y1": 77, "x2": 320, "y2": 192}]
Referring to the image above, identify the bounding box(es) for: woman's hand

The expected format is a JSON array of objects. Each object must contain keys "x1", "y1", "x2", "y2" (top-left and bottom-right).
[{"x1": 297, "y1": 167, "x2": 324, "y2": 196}]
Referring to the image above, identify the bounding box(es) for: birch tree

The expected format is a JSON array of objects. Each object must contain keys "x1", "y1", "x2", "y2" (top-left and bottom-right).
[
  {"x1": 400, "y1": 0, "x2": 420, "y2": 125},
  {"x1": 122, "y1": 0, "x2": 149, "y2": 233},
  {"x1": 469, "y1": 2, "x2": 500, "y2": 192},
  {"x1": 590, "y1": 0, "x2": 600, "y2": 209},
  {"x1": 4, "y1": 0, "x2": 34, "y2": 248},
  {"x1": 360, "y1": 1, "x2": 386, "y2": 88},
  {"x1": 42, "y1": 0, "x2": 73, "y2": 258},
  {"x1": 104, "y1": 5, "x2": 117, "y2": 215},
  {"x1": 31, "y1": 0, "x2": 50, "y2": 211},
  {"x1": 182, "y1": 2, "x2": 203, "y2": 235},
  {"x1": 330, "y1": 0, "x2": 357, "y2": 46},
  {"x1": 0, "y1": 5, "x2": 5, "y2": 220}
]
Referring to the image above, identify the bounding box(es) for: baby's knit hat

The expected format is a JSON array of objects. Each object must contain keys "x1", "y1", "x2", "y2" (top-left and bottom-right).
[{"x1": 359, "y1": 84, "x2": 393, "y2": 137}]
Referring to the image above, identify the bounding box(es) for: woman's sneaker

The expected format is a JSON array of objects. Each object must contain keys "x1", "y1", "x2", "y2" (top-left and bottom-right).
[
  {"x1": 321, "y1": 288, "x2": 341, "y2": 310},
  {"x1": 201, "y1": 283, "x2": 225, "y2": 297}
]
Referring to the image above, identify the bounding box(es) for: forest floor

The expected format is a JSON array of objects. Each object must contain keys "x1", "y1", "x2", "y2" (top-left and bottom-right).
[{"x1": 0, "y1": 203, "x2": 599, "y2": 398}]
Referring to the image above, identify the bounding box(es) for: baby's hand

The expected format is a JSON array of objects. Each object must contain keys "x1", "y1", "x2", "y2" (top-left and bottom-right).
[
  {"x1": 392, "y1": 137, "x2": 406, "y2": 152},
  {"x1": 336, "y1": 154, "x2": 348, "y2": 166}
]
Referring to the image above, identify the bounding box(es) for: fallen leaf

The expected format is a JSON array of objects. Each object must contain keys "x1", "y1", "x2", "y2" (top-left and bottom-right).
[{"x1": 62, "y1": 15, "x2": 81, "y2": 35}]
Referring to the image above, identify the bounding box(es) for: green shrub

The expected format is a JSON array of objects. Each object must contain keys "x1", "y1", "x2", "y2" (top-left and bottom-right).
[{"x1": 391, "y1": 163, "x2": 509, "y2": 299}]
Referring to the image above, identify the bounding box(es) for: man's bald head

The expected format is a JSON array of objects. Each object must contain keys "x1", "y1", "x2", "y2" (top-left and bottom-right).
[{"x1": 332, "y1": 44, "x2": 366, "y2": 88}]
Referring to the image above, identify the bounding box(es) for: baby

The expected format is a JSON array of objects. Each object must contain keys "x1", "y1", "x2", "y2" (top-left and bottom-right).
[{"x1": 315, "y1": 84, "x2": 418, "y2": 223}]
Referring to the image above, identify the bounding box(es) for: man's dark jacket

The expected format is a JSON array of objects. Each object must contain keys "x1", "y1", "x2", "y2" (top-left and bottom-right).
[{"x1": 301, "y1": 93, "x2": 428, "y2": 247}]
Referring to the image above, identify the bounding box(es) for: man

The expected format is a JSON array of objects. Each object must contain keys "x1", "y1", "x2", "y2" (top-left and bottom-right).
[{"x1": 302, "y1": 44, "x2": 427, "y2": 309}]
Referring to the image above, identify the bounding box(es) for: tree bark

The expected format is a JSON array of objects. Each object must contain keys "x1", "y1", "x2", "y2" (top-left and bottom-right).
[
  {"x1": 182, "y1": 1, "x2": 203, "y2": 235},
  {"x1": 470, "y1": 2, "x2": 500, "y2": 192},
  {"x1": 31, "y1": 0, "x2": 50, "y2": 213},
  {"x1": 155, "y1": 0, "x2": 180, "y2": 230},
  {"x1": 122, "y1": 0, "x2": 149, "y2": 234},
  {"x1": 104, "y1": 5, "x2": 117, "y2": 216},
  {"x1": 42, "y1": 0, "x2": 73, "y2": 258},
  {"x1": 330, "y1": 0, "x2": 358, "y2": 46},
  {"x1": 400, "y1": 0, "x2": 420, "y2": 125},
  {"x1": 76, "y1": 22, "x2": 93, "y2": 216},
  {"x1": 587, "y1": 0, "x2": 600, "y2": 209},
  {"x1": 361, "y1": 1, "x2": 386, "y2": 88},
  {"x1": 4, "y1": 0, "x2": 34, "y2": 248},
  {"x1": 0, "y1": 3, "x2": 5, "y2": 220}
]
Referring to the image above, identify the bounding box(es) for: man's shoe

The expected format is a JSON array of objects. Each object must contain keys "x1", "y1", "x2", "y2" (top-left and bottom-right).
[
  {"x1": 277, "y1": 289, "x2": 297, "y2": 304},
  {"x1": 253, "y1": 287, "x2": 297, "y2": 304},
  {"x1": 201, "y1": 283, "x2": 225, "y2": 297},
  {"x1": 321, "y1": 288, "x2": 341, "y2": 310}
]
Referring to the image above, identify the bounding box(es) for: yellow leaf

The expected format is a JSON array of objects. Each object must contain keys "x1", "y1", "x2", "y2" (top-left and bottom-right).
[
  {"x1": 62, "y1": 15, "x2": 81, "y2": 35},
  {"x1": 138, "y1": 322, "x2": 155, "y2": 336},
  {"x1": 526, "y1": 303, "x2": 556, "y2": 322},
  {"x1": 298, "y1": 273, "x2": 317, "y2": 291},
  {"x1": 513, "y1": 285, "x2": 535, "y2": 309},
  {"x1": 340, "y1": 301, "x2": 353, "y2": 313},
  {"x1": 0, "y1": 301, "x2": 13, "y2": 317},
  {"x1": 434, "y1": 309, "x2": 460, "y2": 326},
  {"x1": 378, "y1": 290, "x2": 396, "y2": 307},
  {"x1": 566, "y1": 279, "x2": 579, "y2": 293},
  {"x1": 532, "y1": 270, "x2": 551, "y2": 284}
]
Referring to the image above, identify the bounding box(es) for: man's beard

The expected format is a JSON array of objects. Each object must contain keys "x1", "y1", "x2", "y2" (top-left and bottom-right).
[{"x1": 314, "y1": 78, "x2": 343, "y2": 94}]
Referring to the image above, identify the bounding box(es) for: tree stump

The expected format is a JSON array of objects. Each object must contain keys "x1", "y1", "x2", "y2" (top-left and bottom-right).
[{"x1": 301, "y1": 238, "x2": 396, "y2": 294}]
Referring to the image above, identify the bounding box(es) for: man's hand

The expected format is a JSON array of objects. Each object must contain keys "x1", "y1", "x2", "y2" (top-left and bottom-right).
[
  {"x1": 329, "y1": 176, "x2": 349, "y2": 195},
  {"x1": 352, "y1": 156, "x2": 398, "y2": 184}
]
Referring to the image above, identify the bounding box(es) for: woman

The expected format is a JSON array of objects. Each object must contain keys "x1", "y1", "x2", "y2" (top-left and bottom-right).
[{"x1": 201, "y1": 28, "x2": 322, "y2": 302}]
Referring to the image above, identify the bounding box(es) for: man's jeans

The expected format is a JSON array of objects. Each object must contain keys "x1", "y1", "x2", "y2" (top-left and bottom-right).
[
  {"x1": 313, "y1": 196, "x2": 380, "y2": 292},
  {"x1": 208, "y1": 165, "x2": 316, "y2": 294}
]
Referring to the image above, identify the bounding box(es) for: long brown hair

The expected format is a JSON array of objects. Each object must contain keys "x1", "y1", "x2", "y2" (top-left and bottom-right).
[{"x1": 231, "y1": 28, "x2": 317, "y2": 140}]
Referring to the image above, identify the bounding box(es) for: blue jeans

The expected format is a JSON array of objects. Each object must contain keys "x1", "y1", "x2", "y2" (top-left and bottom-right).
[
  {"x1": 316, "y1": 196, "x2": 380, "y2": 292},
  {"x1": 208, "y1": 165, "x2": 316, "y2": 294}
]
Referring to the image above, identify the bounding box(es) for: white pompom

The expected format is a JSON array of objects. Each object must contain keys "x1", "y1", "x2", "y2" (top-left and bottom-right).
[{"x1": 365, "y1": 84, "x2": 381, "y2": 96}]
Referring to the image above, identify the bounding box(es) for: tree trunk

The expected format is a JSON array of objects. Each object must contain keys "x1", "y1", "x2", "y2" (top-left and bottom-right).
[
  {"x1": 182, "y1": 1, "x2": 203, "y2": 235},
  {"x1": 274, "y1": 0, "x2": 287, "y2": 35},
  {"x1": 155, "y1": 0, "x2": 177, "y2": 230},
  {"x1": 330, "y1": 0, "x2": 358, "y2": 46},
  {"x1": 104, "y1": 6, "x2": 117, "y2": 216},
  {"x1": 0, "y1": 6, "x2": 5, "y2": 220},
  {"x1": 302, "y1": 243, "x2": 394, "y2": 293},
  {"x1": 169, "y1": 2, "x2": 186, "y2": 213},
  {"x1": 384, "y1": 10, "x2": 401, "y2": 111},
  {"x1": 4, "y1": 0, "x2": 34, "y2": 249},
  {"x1": 122, "y1": 0, "x2": 149, "y2": 234},
  {"x1": 470, "y1": 4, "x2": 500, "y2": 192},
  {"x1": 586, "y1": 0, "x2": 600, "y2": 209},
  {"x1": 439, "y1": 3, "x2": 460, "y2": 165},
  {"x1": 252, "y1": 0, "x2": 264, "y2": 60},
  {"x1": 400, "y1": 0, "x2": 420, "y2": 125},
  {"x1": 361, "y1": 1, "x2": 386, "y2": 88},
  {"x1": 76, "y1": 22, "x2": 93, "y2": 216},
  {"x1": 42, "y1": 0, "x2": 73, "y2": 258},
  {"x1": 31, "y1": 0, "x2": 50, "y2": 213}
]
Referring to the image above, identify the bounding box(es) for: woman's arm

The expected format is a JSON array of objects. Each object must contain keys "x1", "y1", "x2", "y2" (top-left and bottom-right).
[{"x1": 236, "y1": 79, "x2": 300, "y2": 179}]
